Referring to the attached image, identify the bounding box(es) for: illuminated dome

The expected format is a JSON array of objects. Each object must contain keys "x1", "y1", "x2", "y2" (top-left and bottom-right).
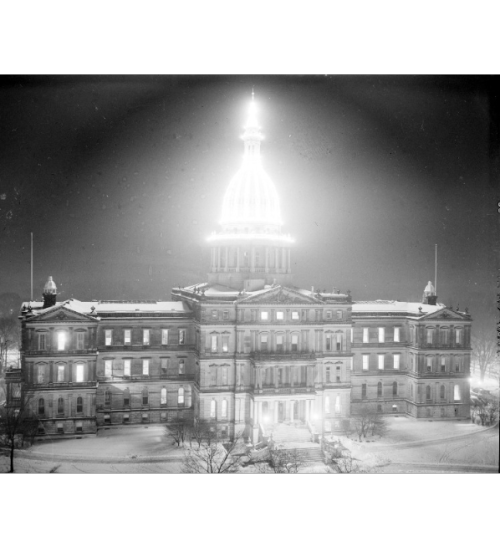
[
  {"x1": 43, "y1": 276, "x2": 57, "y2": 295},
  {"x1": 220, "y1": 95, "x2": 282, "y2": 228}
]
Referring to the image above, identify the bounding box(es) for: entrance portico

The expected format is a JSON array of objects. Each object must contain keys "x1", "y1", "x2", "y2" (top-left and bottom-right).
[{"x1": 254, "y1": 396, "x2": 315, "y2": 426}]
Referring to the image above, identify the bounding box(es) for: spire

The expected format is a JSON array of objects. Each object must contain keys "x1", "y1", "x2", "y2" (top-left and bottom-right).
[{"x1": 242, "y1": 91, "x2": 263, "y2": 156}]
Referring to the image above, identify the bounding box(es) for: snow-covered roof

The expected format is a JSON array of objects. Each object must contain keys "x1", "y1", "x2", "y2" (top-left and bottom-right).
[{"x1": 353, "y1": 300, "x2": 445, "y2": 315}]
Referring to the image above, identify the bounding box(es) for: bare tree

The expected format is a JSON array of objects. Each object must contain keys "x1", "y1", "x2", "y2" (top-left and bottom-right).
[
  {"x1": 182, "y1": 432, "x2": 247, "y2": 474},
  {"x1": 267, "y1": 444, "x2": 303, "y2": 474},
  {"x1": 368, "y1": 412, "x2": 388, "y2": 437},
  {"x1": 0, "y1": 317, "x2": 20, "y2": 376},
  {"x1": 166, "y1": 418, "x2": 191, "y2": 447},
  {"x1": 471, "y1": 333, "x2": 497, "y2": 382},
  {"x1": 352, "y1": 405, "x2": 374, "y2": 441},
  {"x1": 0, "y1": 387, "x2": 39, "y2": 473},
  {"x1": 330, "y1": 453, "x2": 362, "y2": 473}
]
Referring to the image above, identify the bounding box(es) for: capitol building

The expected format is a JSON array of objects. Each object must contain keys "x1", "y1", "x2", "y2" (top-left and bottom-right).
[{"x1": 7, "y1": 95, "x2": 472, "y2": 442}]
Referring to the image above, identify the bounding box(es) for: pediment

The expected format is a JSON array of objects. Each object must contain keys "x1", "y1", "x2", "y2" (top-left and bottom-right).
[
  {"x1": 28, "y1": 303, "x2": 97, "y2": 323},
  {"x1": 423, "y1": 308, "x2": 467, "y2": 321},
  {"x1": 240, "y1": 286, "x2": 321, "y2": 305}
]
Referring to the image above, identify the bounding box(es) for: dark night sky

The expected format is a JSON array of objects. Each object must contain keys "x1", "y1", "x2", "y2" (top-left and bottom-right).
[{"x1": 0, "y1": 75, "x2": 498, "y2": 332}]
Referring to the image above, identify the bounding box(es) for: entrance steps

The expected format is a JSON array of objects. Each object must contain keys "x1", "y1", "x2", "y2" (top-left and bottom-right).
[{"x1": 267, "y1": 423, "x2": 312, "y2": 444}]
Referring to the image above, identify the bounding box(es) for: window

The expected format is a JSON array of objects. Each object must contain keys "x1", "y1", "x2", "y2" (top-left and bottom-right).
[
  {"x1": 291, "y1": 334, "x2": 298, "y2": 352},
  {"x1": 210, "y1": 366, "x2": 217, "y2": 386},
  {"x1": 276, "y1": 311, "x2": 284, "y2": 320},
  {"x1": 440, "y1": 408, "x2": 445, "y2": 417},
  {"x1": 276, "y1": 334, "x2": 284, "y2": 352},
  {"x1": 363, "y1": 328, "x2": 369, "y2": 343},
  {"x1": 123, "y1": 359, "x2": 131, "y2": 377},
  {"x1": 453, "y1": 385, "x2": 461, "y2": 401},
  {"x1": 57, "y1": 332, "x2": 66, "y2": 351},
  {"x1": 142, "y1": 388, "x2": 149, "y2": 405},
  {"x1": 394, "y1": 327, "x2": 400, "y2": 342},
  {"x1": 426, "y1": 385, "x2": 431, "y2": 400},
  {"x1": 76, "y1": 396, "x2": 83, "y2": 413},
  {"x1": 440, "y1": 385, "x2": 445, "y2": 399},
  {"x1": 161, "y1": 387, "x2": 167, "y2": 405},
  {"x1": 222, "y1": 334, "x2": 229, "y2": 353},
  {"x1": 378, "y1": 328, "x2": 385, "y2": 343},
  {"x1": 362, "y1": 355, "x2": 369, "y2": 371},
  {"x1": 291, "y1": 311, "x2": 299, "y2": 320},
  {"x1": 336, "y1": 333, "x2": 342, "y2": 351},
  {"x1": 394, "y1": 354, "x2": 400, "y2": 370},
  {"x1": 221, "y1": 366, "x2": 228, "y2": 385},
  {"x1": 76, "y1": 421, "x2": 83, "y2": 433},
  {"x1": 211, "y1": 335, "x2": 217, "y2": 353},
  {"x1": 105, "y1": 330, "x2": 112, "y2": 346},
  {"x1": 325, "y1": 396, "x2": 330, "y2": 413},
  {"x1": 325, "y1": 333, "x2": 332, "y2": 351},
  {"x1": 455, "y1": 357, "x2": 460, "y2": 372},
  {"x1": 76, "y1": 332, "x2": 84, "y2": 350},
  {"x1": 326, "y1": 367, "x2": 331, "y2": 383},
  {"x1": 57, "y1": 397, "x2": 64, "y2": 415},
  {"x1": 104, "y1": 414, "x2": 111, "y2": 424},
  {"x1": 142, "y1": 413, "x2": 149, "y2": 423},
  {"x1": 123, "y1": 389, "x2": 130, "y2": 407},
  {"x1": 211, "y1": 309, "x2": 218, "y2": 320},
  {"x1": 38, "y1": 398, "x2": 45, "y2": 415},
  {"x1": 426, "y1": 356, "x2": 432, "y2": 372},
  {"x1": 378, "y1": 355, "x2": 384, "y2": 370},
  {"x1": 210, "y1": 399, "x2": 216, "y2": 418},
  {"x1": 124, "y1": 329, "x2": 131, "y2": 345},
  {"x1": 335, "y1": 395, "x2": 341, "y2": 414},
  {"x1": 426, "y1": 329, "x2": 433, "y2": 344},
  {"x1": 142, "y1": 359, "x2": 149, "y2": 376},
  {"x1": 441, "y1": 329, "x2": 449, "y2": 345},
  {"x1": 392, "y1": 382, "x2": 398, "y2": 396},
  {"x1": 38, "y1": 332, "x2": 47, "y2": 350},
  {"x1": 261, "y1": 311, "x2": 269, "y2": 321},
  {"x1": 57, "y1": 422, "x2": 64, "y2": 434},
  {"x1": 336, "y1": 310, "x2": 343, "y2": 320},
  {"x1": 361, "y1": 384, "x2": 367, "y2": 399},
  {"x1": 221, "y1": 398, "x2": 227, "y2": 418},
  {"x1": 260, "y1": 333, "x2": 268, "y2": 352},
  {"x1": 377, "y1": 404, "x2": 382, "y2": 412},
  {"x1": 377, "y1": 382, "x2": 382, "y2": 397},
  {"x1": 161, "y1": 329, "x2": 169, "y2": 345},
  {"x1": 57, "y1": 365, "x2": 65, "y2": 382},
  {"x1": 455, "y1": 329, "x2": 461, "y2": 344},
  {"x1": 440, "y1": 357, "x2": 446, "y2": 372},
  {"x1": 223, "y1": 310, "x2": 229, "y2": 320},
  {"x1": 160, "y1": 358, "x2": 169, "y2": 375},
  {"x1": 105, "y1": 390, "x2": 111, "y2": 405},
  {"x1": 179, "y1": 329, "x2": 186, "y2": 345},
  {"x1": 178, "y1": 387, "x2": 185, "y2": 405},
  {"x1": 104, "y1": 360, "x2": 112, "y2": 377},
  {"x1": 143, "y1": 329, "x2": 150, "y2": 345},
  {"x1": 326, "y1": 311, "x2": 332, "y2": 320},
  {"x1": 76, "y1": 364, "x2": 84, "y2": 382}
]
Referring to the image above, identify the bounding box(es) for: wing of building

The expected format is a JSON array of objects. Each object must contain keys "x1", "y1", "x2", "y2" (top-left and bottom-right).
[{"x1": 7, "y1": 96, "x2": 472, "y2": 441}]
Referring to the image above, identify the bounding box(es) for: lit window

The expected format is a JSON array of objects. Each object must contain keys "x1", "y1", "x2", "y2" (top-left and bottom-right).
[
  {"x1": 76, "y1": 421, "x2": 83, "y2": 433},
  {"x1": 325, "y1": 333, "x2": 332, "y2": 351},
  {"x1": 377, "y1": 382, "x2": 382, "y2": 397},
  {"x1": 142, "y1": 359, "x2": 149, "y2": 376},
  {"x1": 222, "y1": 335, "x2": 229, "y2": 353},
  {"x1": 394, "y1": 327, "x2": 400, "y2": 342},
  {"x1": 426, "y1": 356, "x2": 432, "y2": 372},
  {"x1": 392, "y1": 382, "x2": 398, "y2": 396},
  {"x1": 325, "y1": 396, "x2": 330, "y2": 413},
  {"x1": 221, "y1": 398, "x2": 227, "y2": 418},
  {"x1": 123, "y1": 359, "x2": 131, "y2": 376},
  {"x1": 261, "y1": 311, "x2": 269, "y2": 321},
  {"x1": 161, "y1": 358, "x2": 169, "y2": 375},
  {"x1": 104, "y1": 360, "x2": 112, "y2": 377},
  {"x1": 76, "y1": 364, "x2": 84, "y2": 382},
  {"x1": 210, "y1": 399, "x2": 216, "y2": 418},
  {"x1": 276, "y1": 334, "x2": 284, "y2": 352},
  {"x1": 378, "y1": 328, "x2": 385, "y2": 343},
  {"x1": 161, "y1": 329, "x2": 169, "y2": 345},
  {"x1": 179, "y1": 329, "x2": 186, "y2": 345},
  {"x1": 426, "y1": 329, "x2": 433, "y2": 344},
  {"x1": 76, "y1": 332, "x2": 84, "y2": 350},
  {"x1": 440, "y1": 357, "x2": 446, "y2": 372},
  {"x1": 142, "y1": 388, "x2": 149, "y2": 405},
  {"x1": 211, "y1": 334, "x2": 218, "y2": 353},
  {"x1": 260, "y1": 333, "x2": 268, "y2": 351},
  {"x1": 38, "y1": 398, "x2": 45, "y2": 415},
  {"x1": 336, "y1": 333, "x2": 342, "y2": 351},
  {"x1": 178, "y1": 387, "x2": 185, "y2": 405},
  {"x1": 57, "y1": 332, "x2": 66, "y2": 351},
  {"x1": 161, "y1": 387, "x2": 167, "y2": 405},
  {"x1": 335, "y1": 395, "x2": 341, "y2": 414},
  {"x1": 394, "y1": 354, "x2": 400, "y2": 370},
  {"x1": 455, "y1": 329, "x2": 461, "y2": 344},
  {"x1": 124, "y1": 330, "x2": 131, "y2": 344},
  {"x1": 57, "y1": 365, "x2": 65, "y2": 382},
  {"x1": 362, "y1": 355, "x2": 369, "y2": 371},
  {"x1": 336, "y1": 310, "x2": 342, "y2": 320},
  {"x1": 291, "y1": 311, "x2": 299, "y2": 320},
  {"x1": 378, "y1": 355, "x2": 384, "y2": 370},
  {"x1": 38, "y1": 332, "x2": 47, "y2": 350},
  {"x1": 291, "y1": 334, "x2": 299, "y2": 352},
  {"x1": 179, "y1": 359, "x2": 185, "y2": 375},
  {"x1": 363, "y1": 328, "x2": 369, "y2": 343},
  {"x1": 276, "y1": 311, "x2": 284, "y2": 320},
  {"x1": 57, "y1": 397, "x2": 64, "y2": 415},
  {"x1": 105, "y1": 330, "x2": 112, "y2": 346},
  {"x1": 77, "y1": 396, "x2": 83, "y2": 413},
  {"x1": 143, "y1": 329, "x2": 150, "y2": 345}
]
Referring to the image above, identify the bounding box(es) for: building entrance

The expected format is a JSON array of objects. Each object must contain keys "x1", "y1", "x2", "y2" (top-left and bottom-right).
[{"x1": 278, "y1": 401, "x2": 285, "y2": 422}]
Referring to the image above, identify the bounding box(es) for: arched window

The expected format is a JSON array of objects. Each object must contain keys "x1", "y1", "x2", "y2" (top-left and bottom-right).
[
  {"x1": 440, "y1": 385, "x2": 445, "y2": 399},
  {"x1": 142, "y1": 387, "x2": 148, "y2": 405},
  {"x1": 210, "y1": 399, "x2": 216, "y2": 418},
  {"x1": 426, "y1": 385, "x2": 431, "y2": 400},
  {"x1": 221, "y1": 398, "x2": 227, "y2": 418},
  {"x1": 57, "y1": 397, "x2": 64, "y2": 414},
  {"x1": 161, "y1": 387, "x2": 167, "y2": 405},
  {"x1": 377, "y1": 382, "x2": 382, "y2": 397},
  {"x1": 105, "y1": 390, "x2": 111, "y2": 405},
  {"x1": 392, "y1": 382, "x2": 398, "y2": 396},
  {"x1": 76, "y1": 396, "x2": 83, "y2": 413},
  {"x1": 38, "y1": 398, "x2": 45, "y2": 415},
  {"x1": 178, "y1": 387, "x2": 184, "y2": 406},
  {"x1": 335, "y1": 395, "x2": 341, "y2": 414},
  {"x1": 453, "y1": 385, "x2": 461, "y2": 401}
]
